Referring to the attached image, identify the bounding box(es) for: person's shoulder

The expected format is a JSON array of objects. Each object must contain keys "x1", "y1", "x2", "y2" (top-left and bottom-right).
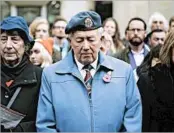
[
  {"x1": 114, "y1": 47, "x2": 129, "y2": 58},
  {"x1": 43, "y1": 61, "x2": 61, "y2": 72},
  {"x1": 31, "y1": 63, "x2": 43, "y2": 73},
  {"x1": 106, "y1": 55, "x2": 131, "y2": 68},
  {"x1": 105, "y1": 55, "x2": 132, "y2": 76}
]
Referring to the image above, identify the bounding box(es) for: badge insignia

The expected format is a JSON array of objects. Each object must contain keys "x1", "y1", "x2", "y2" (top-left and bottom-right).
[
  {"x1": 103, "y1": 71, "x2": 112, "y2": 83},
  {"x1": 84, "y1": 17, "x2": 93, "y2": 28}
]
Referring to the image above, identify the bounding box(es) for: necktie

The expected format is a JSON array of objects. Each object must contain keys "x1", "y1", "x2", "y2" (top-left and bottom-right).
[{"x1": 83, "y1": 65, "x2": 93, "y2": 94}]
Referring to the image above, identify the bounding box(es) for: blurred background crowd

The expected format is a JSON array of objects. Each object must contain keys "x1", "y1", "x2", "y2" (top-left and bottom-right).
[
  {"x1": 1, "y1": 0, "x2": 174, "y2": 37},
  {"x1": 1, "y1": 1, "x2": 174, "y2": 132}
]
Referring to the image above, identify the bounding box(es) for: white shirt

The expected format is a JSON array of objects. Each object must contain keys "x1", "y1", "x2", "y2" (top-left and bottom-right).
[
  {"x1": 131, "y1": 49, "x2": 144, "y2": 67},
  {"x1": 74, "y1": 56, "x2": 98, "y2": 79}
]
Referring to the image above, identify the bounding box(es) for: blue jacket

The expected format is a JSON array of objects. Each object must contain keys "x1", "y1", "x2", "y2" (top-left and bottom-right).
[{"x1": 36, "y1": 51, "x2": 142, "y2": 132}]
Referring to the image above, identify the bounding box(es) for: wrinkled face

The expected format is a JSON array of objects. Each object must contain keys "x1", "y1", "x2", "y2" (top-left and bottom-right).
[
  {"x1": 127, "y1": 20, "x2": 146, "y2": 46},
  {"x1": 52, "y1": 21, "x2": 67, "y2": 38},
  {"x1": 103, "y1": 20, "x2": 116, "y2": 37},
  {"x1": 0, "y1": 31, "x2": 25, "y2": 65},
  {"x1": 151, "y1": 19, "x2": 165, "y2": 31},
  {"x1": 169, "y1": 21, "x2": 174, "y2": 32},
  {"x1": 35, "y1": 23, "x2": 49, "y2": 39},
  {"x1": 29, "y1": 42, "x2": 43, "y2": 66},
  {"x1": 149, "y1": 32, "x2": 166, "y2": 47},
  {"x1": 70, "y1": 29, "x2": 101, "y2": 65}
]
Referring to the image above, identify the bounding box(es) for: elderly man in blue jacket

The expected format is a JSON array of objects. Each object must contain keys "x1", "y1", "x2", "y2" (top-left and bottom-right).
[{"x1": 36, "y1": 11, "x2": 142, "y2": 132}]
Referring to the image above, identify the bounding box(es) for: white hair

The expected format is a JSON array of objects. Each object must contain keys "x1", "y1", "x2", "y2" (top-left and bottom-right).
[{"x1": 148, "y1": 12, "x2": 168, "y2": 31}]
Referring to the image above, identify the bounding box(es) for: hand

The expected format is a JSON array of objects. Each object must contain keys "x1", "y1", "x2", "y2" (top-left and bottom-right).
[{"x1": 100, "y1": 32, "x2": 113, "y2": 54}]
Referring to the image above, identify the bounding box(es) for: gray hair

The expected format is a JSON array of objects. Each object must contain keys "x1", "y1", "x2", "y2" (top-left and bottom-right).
[{"x1": 148, "y1": 12, "x2": 168, "y2": 31}]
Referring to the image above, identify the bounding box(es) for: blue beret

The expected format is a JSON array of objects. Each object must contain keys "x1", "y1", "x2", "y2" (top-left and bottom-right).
[
  {"x1": 65, "y1": 11, "x2": 102, "y2": 34},
  {"x1": 0, "y1": 16, "x2": 33, "y2": 42}
]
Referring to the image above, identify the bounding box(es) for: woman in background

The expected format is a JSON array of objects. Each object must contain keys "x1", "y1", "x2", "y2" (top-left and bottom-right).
[
  {"x1": 29, "y1": 17, "x2": 50, "y2": 39},
  {"x1": 137, "y1": 31, "x2": 174, "y2": 131},
  {"x1": 103, "y1": 17, "x2": 125, "y2": 55},
  {"x1": 30, "y1": 38, "x2": 53, "y2": 68}
]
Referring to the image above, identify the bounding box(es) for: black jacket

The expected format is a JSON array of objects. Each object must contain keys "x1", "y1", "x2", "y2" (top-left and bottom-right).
[
  {"x1": 137, "y1": 64, "x2": 174, "y2": 132},
  {"x1": 1, "y1": 62, "x2": 42, "y2": 132}
]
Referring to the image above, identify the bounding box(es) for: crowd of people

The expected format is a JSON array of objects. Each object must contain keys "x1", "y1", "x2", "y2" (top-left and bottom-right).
[{"x1": 1, "y1": 10, "x2": 174, "y2": 132}]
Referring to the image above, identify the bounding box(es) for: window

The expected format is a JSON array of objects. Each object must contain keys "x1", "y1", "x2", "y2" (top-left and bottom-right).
[
  {"x1": 47, "y1": 1, "x2": 61, "y2": 24},
  {"x1": 17, "y1": 6, "x2": 40, "y2": 25},
  {"x1": 95, "y1": 1, "x2": 112, "y2": 22},
  {"x1": 1, "y1": 1, "x2": 10, "y2": 20}
]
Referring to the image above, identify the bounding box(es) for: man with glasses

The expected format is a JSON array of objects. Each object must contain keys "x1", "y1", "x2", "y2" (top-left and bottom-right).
[
  {"x1": 115, "y1": 17, "x2": 149, "y2": 70},
  {"x1": 51, "y1": 17, "x2": 70, "y2": 62}
]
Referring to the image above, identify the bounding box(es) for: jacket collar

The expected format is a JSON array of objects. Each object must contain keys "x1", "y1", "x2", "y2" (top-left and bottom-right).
[
  {"x1": 55, "y1": 50, "x2": 114, "y2": 75},
  {"x1": 1, "y1": 62, "x2": 38, "y2": 89}
]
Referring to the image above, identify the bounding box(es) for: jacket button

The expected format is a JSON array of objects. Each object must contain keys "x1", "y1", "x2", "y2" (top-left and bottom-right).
[{"x1": 5, "y1": 92, "x2": 9, "y2": 98}]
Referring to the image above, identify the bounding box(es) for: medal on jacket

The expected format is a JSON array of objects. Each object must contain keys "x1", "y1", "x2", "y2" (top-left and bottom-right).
[{"x1": 103, "y1": 71, "x2": 112, "y2": 83}]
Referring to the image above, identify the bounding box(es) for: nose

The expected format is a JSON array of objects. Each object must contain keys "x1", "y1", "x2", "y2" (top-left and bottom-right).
[
  {"x1": 83, "y1": 39, "x2": 90, "y2": 50},
  {"x1": 30, "y1": 52, "x2": 36, "y2": 59},
  {"x1": 5, "y1": 38, "x2": 13, "y2": 49},
  {"x1": 156, "y1": 22, "x2": 161, "y2": 28},
  {"x1": 158, "y1": 39, "x2": 163, "y2": 45},
  {"x1": 134, "y1": 30, "x2": 138, "y2": 35}
]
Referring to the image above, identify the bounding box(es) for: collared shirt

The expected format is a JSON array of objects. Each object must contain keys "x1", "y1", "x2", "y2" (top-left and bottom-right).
[
  {"x1": 74, "y1": 56, "x2": 98, "y2": 79},
  {"x1": 131, "y1": 49, "x2": 145, "y2": 67},
  {"x1": 53, "y1": 37, "x2": 70, "y2": 59}
]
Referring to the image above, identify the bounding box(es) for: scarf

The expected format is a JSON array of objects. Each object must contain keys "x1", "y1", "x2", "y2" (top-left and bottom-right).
[{"x1": 1, "y1": 54, "x2": 29, "y2": 82}]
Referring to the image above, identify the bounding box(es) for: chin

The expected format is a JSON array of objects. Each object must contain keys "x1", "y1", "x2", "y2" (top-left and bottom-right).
[{"x1": 4, "y1": 57, "x2": 17, "y2": 62}]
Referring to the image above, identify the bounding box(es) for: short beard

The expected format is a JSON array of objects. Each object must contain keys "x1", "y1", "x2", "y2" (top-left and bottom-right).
[
  {"x1": 56, "y1": 36, "x2": 64, "y2": 40},
  {"x1": 129, "y1": 38, "x2": 143, "y2": 46}
]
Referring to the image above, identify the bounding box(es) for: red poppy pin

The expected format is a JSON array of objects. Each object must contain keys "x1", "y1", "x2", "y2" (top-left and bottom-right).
[{"x1": 103, "y1": 71, "x2": 112, "y2": 83}]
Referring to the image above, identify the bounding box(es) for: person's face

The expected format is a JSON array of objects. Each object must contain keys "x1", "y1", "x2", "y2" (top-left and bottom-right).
[
  {"x1": 103, "y1": 20, "x2": 116, "y2": 37},
  {"x1": 0, "y1": 31, "x2": 25, "y2": 64},
  {"x1": 29, "y1": 42, "x2": 43, "y2": 66},
  {"x1": 169, "y1": 21, "x2": 174, "y2": 32},
  {"x1": 151, "y1": 19, "x2": 165, "y2": 31},
  {"x1": 100, "y1": 32, "x2": 112, "y2": 55},
  {"x1": 35, "y1": 23, "x2": 49, "y2": 39},
  {"x1": 149, "y1": 32, "x2": 166, "y2": 47},
  {"x1": 70, "y1": 29, "x2": 101, "y2": 65},
  {"x1": 52, "y1": 21, "x2": 67, "y2": 38},
  {"x1": 127, "y1": 20, "x2": 146, "y2": 46}
]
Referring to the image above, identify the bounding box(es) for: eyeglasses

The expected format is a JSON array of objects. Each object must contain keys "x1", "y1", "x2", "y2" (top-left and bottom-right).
[
  {"x1": 53, "y1": 26, "x2": 66, "y2": 29},
  {"x1": 128, "y1": 28, "x2": 145, "y2": 33}
]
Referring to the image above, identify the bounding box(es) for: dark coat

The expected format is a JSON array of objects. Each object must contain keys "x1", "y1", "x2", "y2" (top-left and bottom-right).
[
  {"x1": 137, "y1": 64, "x2": 174, "y2": 132},
  {"x1": 115, "y1": 45, "x2": 149, "y2": 70},
  {"x1": 1, "y1": 62, "x2": 42, "y2": 132}
]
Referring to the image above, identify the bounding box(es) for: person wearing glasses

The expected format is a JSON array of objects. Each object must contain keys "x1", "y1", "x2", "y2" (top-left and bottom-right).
[
  {"x1": 115, "y1": 17, "x2": 150, "y2": 70},
  {"x1": 51, "y1": 16, "x2": 70, "y2": 63}
]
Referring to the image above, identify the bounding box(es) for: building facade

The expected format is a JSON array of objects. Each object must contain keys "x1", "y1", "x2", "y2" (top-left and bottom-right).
[{"x1": 1, "y1": 0, "x2": 174, "y2": 37}]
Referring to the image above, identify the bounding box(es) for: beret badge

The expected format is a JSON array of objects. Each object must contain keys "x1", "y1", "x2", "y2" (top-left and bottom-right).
[{"x1": 84, "y1": 17, "x2": 93, "y2": 28}]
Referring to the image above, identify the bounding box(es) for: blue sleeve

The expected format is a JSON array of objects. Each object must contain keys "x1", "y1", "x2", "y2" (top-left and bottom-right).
[
  {"x1": 123, "y1": 65, "x2": 142, "y2": 132},
  {"x1": 36, "y1": 70, "x2": 57, "y2": 132}
]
